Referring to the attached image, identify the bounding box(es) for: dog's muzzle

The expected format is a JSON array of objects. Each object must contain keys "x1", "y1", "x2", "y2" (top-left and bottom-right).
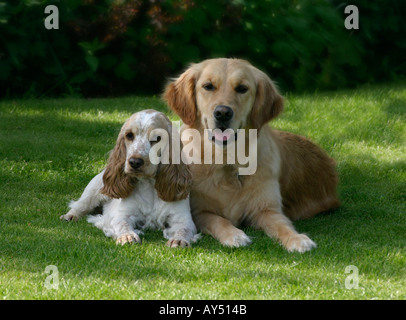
[{"x1": 210, "y1": 105, "x2": 237, "y2": 146}]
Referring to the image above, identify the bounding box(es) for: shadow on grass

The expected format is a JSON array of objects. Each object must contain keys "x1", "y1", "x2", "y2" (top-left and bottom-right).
[
  {"x1": 384, "y1": 97, "x2": 406, "y2": 118},
  {"x1": 0, "y1": 101, "x2": 163, "y2": 157}
]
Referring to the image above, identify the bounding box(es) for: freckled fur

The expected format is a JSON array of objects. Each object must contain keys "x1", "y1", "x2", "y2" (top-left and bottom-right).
[{"x1": 61, "y1": 110, "x2": 197, "y2": 247}]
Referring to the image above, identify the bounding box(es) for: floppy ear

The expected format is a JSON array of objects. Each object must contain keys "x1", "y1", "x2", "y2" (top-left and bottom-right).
[
  {"x1": 100, "y1": 133, "x2": 136, "y2": 199},
  {"x1": 163, "y1": 66, "x2": 198, "y2": 126},
  {"x1": 154, "y1": 124, "x2": 192, "y2": 202},
  {"x1": 155, "y1": 161, "x2": 192, "y2": 202},
  {"x1": 250, "y1": 69, "x2": 284, "y2": 131}
]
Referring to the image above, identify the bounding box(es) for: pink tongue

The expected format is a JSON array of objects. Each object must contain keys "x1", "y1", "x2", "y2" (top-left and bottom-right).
[{"x1": 214, "y1": 130, "x2": 232, "y2": 141}]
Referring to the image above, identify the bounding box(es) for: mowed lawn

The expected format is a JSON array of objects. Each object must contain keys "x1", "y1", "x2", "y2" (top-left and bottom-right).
[{"x1": 0, "y1": 82, "x2": 405, "y2": 300}]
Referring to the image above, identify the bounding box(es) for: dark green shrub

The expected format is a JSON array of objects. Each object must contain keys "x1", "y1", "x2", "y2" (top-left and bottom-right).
[
  {"x1": 332, "y1": 0, "x2": 406, "y2": 82},
  {"x1": 0, "y1": 0, "x2": 403, "y2": 98}
]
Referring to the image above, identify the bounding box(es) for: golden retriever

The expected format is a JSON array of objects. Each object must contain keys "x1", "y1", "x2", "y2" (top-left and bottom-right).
[{"x1": 163, "y1": 58, "x2": 339, "y2": 252}]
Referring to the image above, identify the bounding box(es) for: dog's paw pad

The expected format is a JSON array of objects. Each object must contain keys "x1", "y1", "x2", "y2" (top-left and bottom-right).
[
  {"x1": 60, "y1": 213, "x2": 79, "y2": 221},
  {"x1": 166, "y1": 239, "x2": 190, "y2": 248},
  {"x1": 116, "y1": 233, "x2": 142, "y2": 245}
]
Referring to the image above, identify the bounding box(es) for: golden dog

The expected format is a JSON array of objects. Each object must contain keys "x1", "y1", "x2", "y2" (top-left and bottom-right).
[{"x1": 163, "y1": 58, "x2": 339, "y2": 252}]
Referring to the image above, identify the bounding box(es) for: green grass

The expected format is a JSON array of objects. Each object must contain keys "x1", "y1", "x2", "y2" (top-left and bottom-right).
[{"x1": 0, "y1": 82, "x2": 405, "y2": 300}]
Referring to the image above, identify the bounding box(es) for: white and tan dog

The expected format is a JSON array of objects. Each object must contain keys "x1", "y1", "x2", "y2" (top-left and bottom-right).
[{"x1": 61, "y1": 110, "x2": 197, "y2": 247}]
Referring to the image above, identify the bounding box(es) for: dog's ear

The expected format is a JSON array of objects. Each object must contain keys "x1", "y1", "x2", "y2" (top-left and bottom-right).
[
  {"x1": 163, "y1": 66, "x2": 198, "y2": 126},
  {"x1": 155, "y1": 161, "x2": 192, "y2": 202},
  {"x1": 154, "y1": 125, "x2": 192, "y2": 202},
  {"x1": 100, "y1": 133, "x2": 136, "y2": 199},
  {"x1": 250, "y1": 69, "x2": 284, "y2": 131}
]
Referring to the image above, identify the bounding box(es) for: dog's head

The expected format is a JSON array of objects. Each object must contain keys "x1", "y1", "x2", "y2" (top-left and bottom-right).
[
  {"x1": 100, "y1": 109, "x2": 192, "y2": 201},
  {"x1": 163, "y1": 58, "x2": 283, "y2": 146}
]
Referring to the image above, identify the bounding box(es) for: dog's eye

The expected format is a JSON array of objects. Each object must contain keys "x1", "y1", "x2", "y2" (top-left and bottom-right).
[
  {"x1": 125, "y1": 132, "x2": 134, "y2": 141},
  {"x1": 203, "y1": 83, "x2": 215, "y2": 91},
  {"x1": 150, "y1": 135, "x2": 161, "y2": 145},
  {"x1": 235, "y1": 85, "x2": 248, "y2": 94}
]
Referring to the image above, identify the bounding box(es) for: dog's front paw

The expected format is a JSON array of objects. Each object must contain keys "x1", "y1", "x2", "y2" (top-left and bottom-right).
[
  {"x1": 116, "y1": 233, "x2": 142, "y2": 245},
  {"x1": 221, "y1": 228, "x2": 252, "y2": 247},
  {"x1": 166, "y1": 238, "x2": 190, "y2": 248},
  {"x1": 60, "y1": 212, "x2": 79, "y2": 221},
  {"x1": 284, "y1": 234, "x2": 316, "y2": 253}
]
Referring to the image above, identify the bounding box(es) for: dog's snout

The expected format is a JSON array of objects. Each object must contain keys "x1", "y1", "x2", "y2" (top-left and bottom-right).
[
  {"x1": 213, "y1": 105, "x2": 233, "y2": 123},
  {"x1": 129, "y1": 157, "x2": 144, "y2": 169}
]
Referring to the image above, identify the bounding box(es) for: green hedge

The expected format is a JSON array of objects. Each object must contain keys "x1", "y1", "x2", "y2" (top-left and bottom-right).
[{"x1": 0, "y1": 0, "x2": 404, "y2": 97}]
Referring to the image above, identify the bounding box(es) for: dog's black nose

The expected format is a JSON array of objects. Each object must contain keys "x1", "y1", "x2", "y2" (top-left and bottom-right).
[
  {"x1": 129, "y1": 157, "x2": 144, "y2": 169},
  {"x1": 213, "y1": 105, "x2": 233, "y2": 123}
]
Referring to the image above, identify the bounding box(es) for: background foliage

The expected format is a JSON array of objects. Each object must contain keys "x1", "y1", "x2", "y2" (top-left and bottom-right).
[{"x1": 0, "y1": 0, "x2": 405, "y2": 97}]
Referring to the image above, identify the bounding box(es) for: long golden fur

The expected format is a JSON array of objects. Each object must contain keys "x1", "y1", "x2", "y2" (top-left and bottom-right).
[{"x1": 163, "y1": 58, "x2": 340, "y2": 252}]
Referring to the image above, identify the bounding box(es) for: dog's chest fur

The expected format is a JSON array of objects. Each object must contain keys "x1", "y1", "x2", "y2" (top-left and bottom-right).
[
  {"x1": 189, "y1": 144, "x2": 281, "y2": 225},
  {"x1": 104, "y1": 179, "x2": 168, "y2": 230},
  {"x1": 190, "y1": 164, "x2": 250, "y2": 222}
]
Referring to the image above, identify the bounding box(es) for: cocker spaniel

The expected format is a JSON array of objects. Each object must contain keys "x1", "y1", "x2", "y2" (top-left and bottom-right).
[
  {"x1": 60, "y1": 109, "x2": 197, "y2": 247},
  {"x1": 163, "y1": 58, "x2": 340, "y2": 252}
]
